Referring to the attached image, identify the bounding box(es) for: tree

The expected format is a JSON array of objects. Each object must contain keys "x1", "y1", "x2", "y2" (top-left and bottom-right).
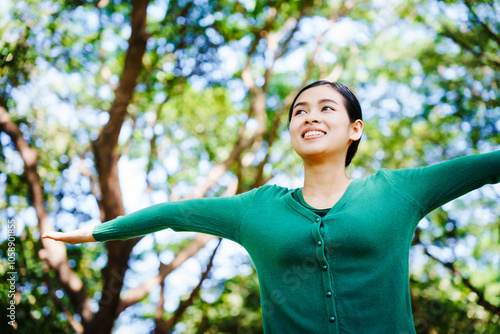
[{"x1": 0, "y1": 0, "x2": 498, "y2": 333}]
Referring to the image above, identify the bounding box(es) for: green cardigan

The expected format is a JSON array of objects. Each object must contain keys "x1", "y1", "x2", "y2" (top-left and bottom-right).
[{"x1": 93, "y1": 151, "x2": 500, "y2": 333}]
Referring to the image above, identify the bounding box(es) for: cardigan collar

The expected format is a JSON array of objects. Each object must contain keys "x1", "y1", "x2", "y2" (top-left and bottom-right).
[{"x1": 284, "y1": 178, "x2": 363, "y2": 220}]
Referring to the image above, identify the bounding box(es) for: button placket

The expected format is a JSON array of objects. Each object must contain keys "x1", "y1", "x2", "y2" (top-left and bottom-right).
[{"x1": 311, "y1": 216, "x2": 338, "y2": 333}]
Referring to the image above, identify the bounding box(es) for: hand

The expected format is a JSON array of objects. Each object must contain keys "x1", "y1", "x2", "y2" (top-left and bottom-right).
[{"x1": 42, "y1": 224, "x2": 98, "y2": 244}]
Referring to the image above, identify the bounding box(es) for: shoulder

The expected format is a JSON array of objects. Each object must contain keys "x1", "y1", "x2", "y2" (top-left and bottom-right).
[
  {"x1": 239, "y1": 184, "x2": 294, "y2": 206},
  {"x1": 232, "y1": 184, "x2": 293, "y2": 206},
  {"x1": 355, "y1": 169, "x2": 423, "y2": 212},
  {"x1": 367, "y1": 166, "x2": 427, "y2": 184},
  {"x1": 361, "y1": 168, "x2": 416, "y2": 198},
  {"x1": 253, "y1": 184, "x2": 293, "y2": 198},
  {"x1": 364, "y1": 168, "x2": 399, "y2": 185}
]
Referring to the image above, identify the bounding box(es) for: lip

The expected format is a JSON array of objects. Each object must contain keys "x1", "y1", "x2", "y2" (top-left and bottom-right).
[{"x1": 301, "y1": 128, "x2": 327, "y2": 139}]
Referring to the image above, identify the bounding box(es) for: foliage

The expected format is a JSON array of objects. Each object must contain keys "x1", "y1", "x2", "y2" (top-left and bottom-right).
[
  {"x1": 176, "y1": 267, "x2": 263, "y2": 334},
  {"x1": 0, "y1": 0, "x2": 499, "y2": 333}
]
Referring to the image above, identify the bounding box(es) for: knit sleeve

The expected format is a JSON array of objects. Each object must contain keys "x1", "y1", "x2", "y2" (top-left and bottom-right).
[
  {"x1": 92, "y1": 188, "x2": 259, "y2": 244},
  {"x1": 382, "y1": 150, "x2": 500, "y2": 217}
]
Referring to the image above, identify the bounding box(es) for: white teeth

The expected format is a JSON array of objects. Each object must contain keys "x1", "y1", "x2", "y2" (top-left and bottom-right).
[{"x1": 304, "y1": 130, "x2": 325, "y2": 138}]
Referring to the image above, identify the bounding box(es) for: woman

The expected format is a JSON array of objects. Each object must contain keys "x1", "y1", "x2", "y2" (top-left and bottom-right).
[{"x1": 43, "y1": 81, "x2": 500, "y2": 333}]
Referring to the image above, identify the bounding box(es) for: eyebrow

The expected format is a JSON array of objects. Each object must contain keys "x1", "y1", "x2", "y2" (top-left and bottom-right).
[{"x1": 293, "y1": 98, "x2": 340, "y2": 109}]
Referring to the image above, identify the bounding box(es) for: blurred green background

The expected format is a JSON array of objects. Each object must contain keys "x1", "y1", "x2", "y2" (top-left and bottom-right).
[{"x1": 0, "y1": 0, "x2": 499, "y2": 333}]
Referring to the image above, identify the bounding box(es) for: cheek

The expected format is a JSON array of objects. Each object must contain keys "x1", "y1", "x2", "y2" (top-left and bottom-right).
[
  {"x1": 336, "y1": 116, "x2": 352, "y2": 133},
  {"x1": 289, "y1": 130, "x2": 298, "y2": 147},
  {"x1": 288, "y1": 121, "x2": 300, "y2": 138},
  {"x1": 288, "y1": 127, "x2": 301, "y2": 151}
]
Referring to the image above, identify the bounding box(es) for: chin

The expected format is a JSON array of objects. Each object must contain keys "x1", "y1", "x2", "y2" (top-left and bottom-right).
[{"x1": 299, "y1": 150, "x2": 328, "y2": 159}]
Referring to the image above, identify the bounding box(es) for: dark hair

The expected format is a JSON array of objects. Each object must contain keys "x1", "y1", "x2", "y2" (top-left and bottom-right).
[{"x1": 288, "y1": 81, "x2": 363, "y2": 167}]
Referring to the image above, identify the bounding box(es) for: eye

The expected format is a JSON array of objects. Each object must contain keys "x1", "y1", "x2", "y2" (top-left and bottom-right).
[
  {"x1": 322, "y1": 106, "x2": 334, "y2": 112},
  {"x1": 294, "y1": 109, "x2": 306, "y2": 116}
]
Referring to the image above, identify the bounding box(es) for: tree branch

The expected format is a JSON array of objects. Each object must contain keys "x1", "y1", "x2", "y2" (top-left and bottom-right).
[
  {"x1": 43, "y1": 266, "x2": 84, "y2": 333},
  {"x1": 182, "y1": 1, "x2": 300, "y2": 198},
  {"x1": 423, "y1": 245, "x2": 500, "y2": 316},
  {"x1": 92, "y1": 0, "x2": 150, "y2": 222},
  {"x1": 440, "y1": 28, "x2": 500, "y2": 69},
  {"x1": 463, "y1": 0, "x2": 500, "y2": 49},
  {"x1": 155, "y1": 278, "x2": 166, "y2": 321},
  {"x1": 117, "y1": 178, "x2": 238, "y2": 313},
  {"x1": 0, "y1": 107, "x2": 93, "y2": 322},
  {"x1": 155, "y1": 238, "x2": 222, "y2": 333},
  {"x1": 145, "y1": 99, "x2": 169, "y2": 196},
  {"x1": 183, "y1": 86, "x2": 265, "y2": 198},
  {"x1": 115, "y1": 233, "x2": 216, "y2": 314},
  {"x1": 252, "y1": 0, "x2": 352, "y2": 187},
  {"x1": 264, "y1": 0, "x2": 313, "y2": 87},
  {"x1": 86, "y1": 0, "x2": 152, "y2": 333}
]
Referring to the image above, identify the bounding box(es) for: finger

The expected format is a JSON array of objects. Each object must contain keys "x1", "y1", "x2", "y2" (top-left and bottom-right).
[
  {"x1": 42, "y1": 231, "x2": 64, "y2": 241},
  {"x1": 41, "y1": 232, "x2": 53, "y2": 239},
  {"x1": 41, "y1": 232, "x2": 54, "y2": 239}
]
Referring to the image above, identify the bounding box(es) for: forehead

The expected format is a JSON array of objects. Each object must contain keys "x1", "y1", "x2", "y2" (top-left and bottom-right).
[{"x1": 294, "y1": 85, "x2": 344, "y2": 106}]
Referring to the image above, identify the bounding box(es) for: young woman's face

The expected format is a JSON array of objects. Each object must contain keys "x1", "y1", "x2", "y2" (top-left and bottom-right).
[{"x1": 289, "y1": 85, "x2": 362, "y2": 162}]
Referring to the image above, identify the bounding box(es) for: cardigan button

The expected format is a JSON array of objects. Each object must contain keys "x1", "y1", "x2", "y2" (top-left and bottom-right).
[
  {"x1": 329, "y1": 316, "x2": 335, "y2": 322},
  {"x1": 326, "y1": 291, "x2": 332, "y2": 297},
  {"x1": 322, "y1": 265, "x2": 327, "y2": 271},
  {"x1": 315, "y1": 217, "x2": 320, "y2": 222},
  {"x1": 317, "y1": 241, "x2": 322, "y2": 246}
]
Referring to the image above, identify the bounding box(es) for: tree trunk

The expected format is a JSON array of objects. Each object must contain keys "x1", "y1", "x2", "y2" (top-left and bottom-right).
[{"x1": 84, "y1": 0, "x2": 151, "y2": 332}]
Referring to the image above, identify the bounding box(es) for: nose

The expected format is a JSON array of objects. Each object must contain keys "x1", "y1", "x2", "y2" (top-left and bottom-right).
[{"x1": 304, "y1": 110, "x2": 320, "y2": 124}]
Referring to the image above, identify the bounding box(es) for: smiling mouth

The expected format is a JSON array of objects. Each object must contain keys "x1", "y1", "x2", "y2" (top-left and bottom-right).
[{"x1": 303, "y1": 130, "x2": 326, "y2": 139}]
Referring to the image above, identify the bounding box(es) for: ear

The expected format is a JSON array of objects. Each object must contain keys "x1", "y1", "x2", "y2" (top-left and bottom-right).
[{"x1": 349, "y1": 119, "x2": 363, "y2": 141}]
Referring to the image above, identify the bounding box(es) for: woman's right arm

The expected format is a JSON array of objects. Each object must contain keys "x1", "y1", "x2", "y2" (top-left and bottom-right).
[{"x1": 42, "y1": 188, "x2": 259, "y2": 245}]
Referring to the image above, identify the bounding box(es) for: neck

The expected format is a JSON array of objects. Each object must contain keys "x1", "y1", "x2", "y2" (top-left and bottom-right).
[{"x1": 301, "y1": 156, "x2": 351, "y2": 209}]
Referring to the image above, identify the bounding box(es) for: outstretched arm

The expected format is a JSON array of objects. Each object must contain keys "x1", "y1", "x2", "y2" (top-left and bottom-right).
[
  {"x1": 385, "y1": 150, "x2": 500, "y2": 217},
  {"x1": 42, "y1": 224, "x2": 97, "y2": 244},
  {"x1": 41, "y1": 187, "x2": 259, "y2": 244}
]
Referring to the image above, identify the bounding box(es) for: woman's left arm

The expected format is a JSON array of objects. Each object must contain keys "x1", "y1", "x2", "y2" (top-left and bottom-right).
[{"x1": 385, "y1": 150, "x2": 500, "y2": 216}]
